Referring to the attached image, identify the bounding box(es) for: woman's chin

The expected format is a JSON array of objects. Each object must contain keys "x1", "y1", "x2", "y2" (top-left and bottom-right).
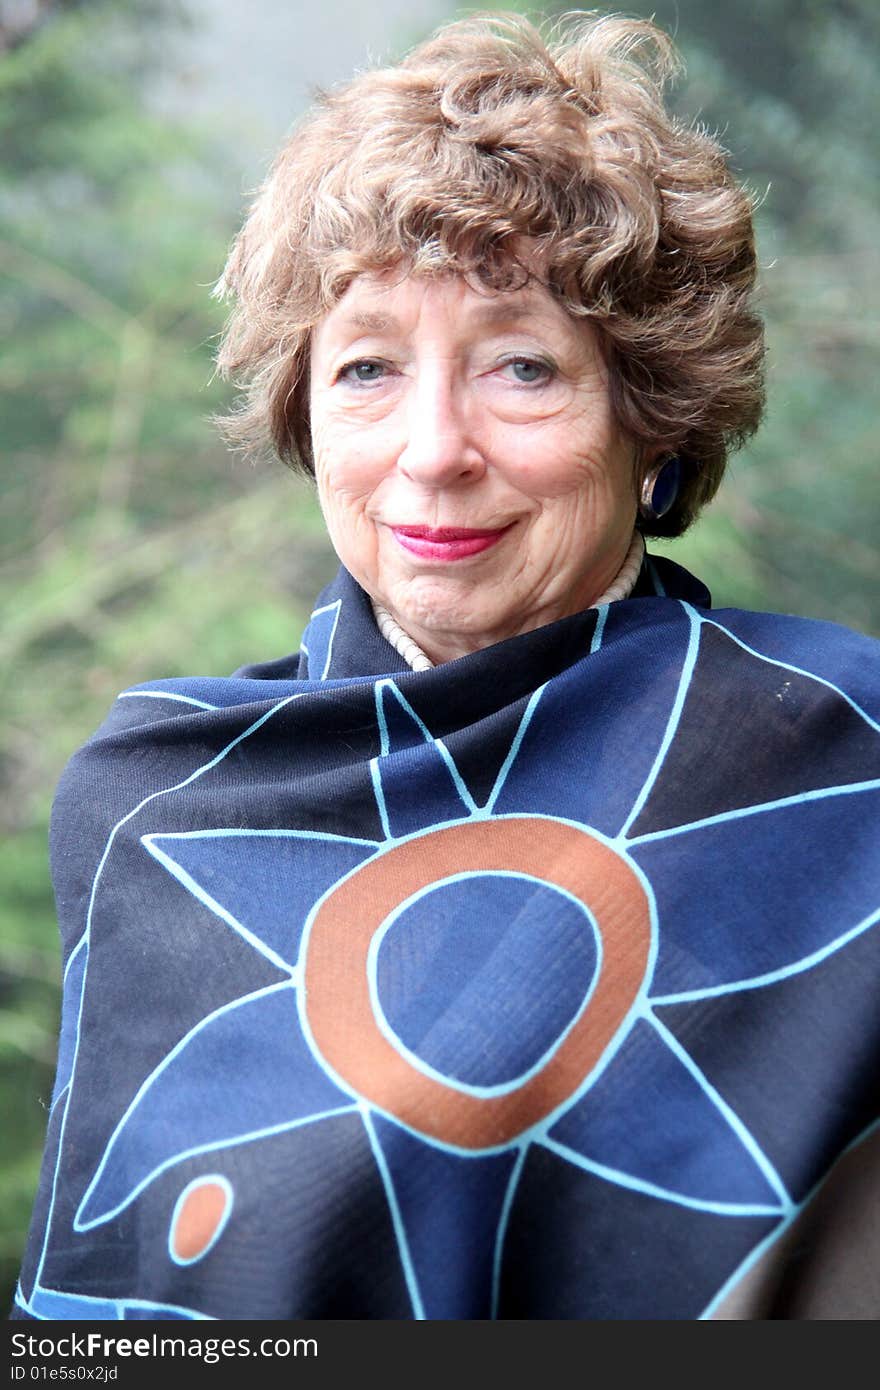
[
  {"x1": 374, "y1": 563, "x2": 605, "y2": 656},
  {"x1": 377, "y1": 575, "x2": 510, "y2": 655}
]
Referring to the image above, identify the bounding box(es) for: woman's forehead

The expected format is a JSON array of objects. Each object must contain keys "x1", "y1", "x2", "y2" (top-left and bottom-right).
[{"x1": 315, "y1": 266, "x2": 589, "y2": 345}]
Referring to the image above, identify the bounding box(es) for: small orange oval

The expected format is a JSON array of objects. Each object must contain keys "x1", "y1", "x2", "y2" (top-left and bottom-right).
[{"x1": 170, "y1": 1178, "x2": 231, "y2": 1263}]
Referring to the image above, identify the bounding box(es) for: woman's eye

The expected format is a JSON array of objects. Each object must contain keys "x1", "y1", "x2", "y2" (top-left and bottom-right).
[
  {"x1": 503, "y1": 357, "x2": 553, "y2": 385},
  {"x1": 339, "y1": 360, "x2": 387, "y2": 384}
]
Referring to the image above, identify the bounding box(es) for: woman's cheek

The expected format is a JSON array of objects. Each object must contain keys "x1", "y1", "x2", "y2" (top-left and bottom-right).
[
  {"x1": 314, "y1": 433, "x2": 374, "y2": 499},
  {"x1": 502, "y1": 442, "x2": 590, "y2": 499},
  {"x1": 316, "y1": 457, "x2": 384, "y2": 537}
]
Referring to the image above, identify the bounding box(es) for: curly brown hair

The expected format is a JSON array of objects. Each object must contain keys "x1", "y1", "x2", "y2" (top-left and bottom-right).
[{"x1": 214, "y1": 9, "x2": 765, "y2": 537}]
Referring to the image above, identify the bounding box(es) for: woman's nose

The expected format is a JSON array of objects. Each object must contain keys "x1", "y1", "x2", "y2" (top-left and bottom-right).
[{"x1": 396, "y1": 369, "x2": 486, "y2": 486}]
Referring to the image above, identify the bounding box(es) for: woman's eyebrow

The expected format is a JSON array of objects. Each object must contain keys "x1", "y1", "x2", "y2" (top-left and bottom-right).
[
  {"x1": 334, "y1": 310, "x2": 396, "y2": 335},
  {"x1": 472, "y1": 294, "x2": 541, "y2": 321},
  {"x1": 467, "y1": 294, "x2": 571, "y2": 335},
  {"x1": 328, "y1": 294, "x2": 567, "y2": 340}
]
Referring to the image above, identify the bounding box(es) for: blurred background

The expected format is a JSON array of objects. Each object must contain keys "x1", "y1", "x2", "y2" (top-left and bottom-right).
[{"x1": 1, "y1": 0, "x2": 878, "y2": 1311}]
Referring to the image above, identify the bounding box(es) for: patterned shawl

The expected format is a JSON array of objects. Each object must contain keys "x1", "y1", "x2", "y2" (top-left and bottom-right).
[{"x1": 14, "y1": 555, "x2": 880, "y2": 1320}]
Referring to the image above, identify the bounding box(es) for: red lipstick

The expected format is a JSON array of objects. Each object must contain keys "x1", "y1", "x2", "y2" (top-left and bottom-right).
[{"x1": 391, "y1": 524, "x2": 512, "y2": 561}]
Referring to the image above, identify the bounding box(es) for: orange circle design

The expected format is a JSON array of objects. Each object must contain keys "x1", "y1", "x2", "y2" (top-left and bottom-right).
[
  {"x1": 170, "y1": 1179, "x2": 230, "y2": 1263},
  {"x1": 302, "y1": 817, "x2": 651, "y2": 1150}
]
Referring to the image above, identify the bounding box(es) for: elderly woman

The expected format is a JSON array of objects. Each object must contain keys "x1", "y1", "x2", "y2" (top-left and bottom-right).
[{"x1": 13, "y1": 12, "x2": 879, "y2": 1322}]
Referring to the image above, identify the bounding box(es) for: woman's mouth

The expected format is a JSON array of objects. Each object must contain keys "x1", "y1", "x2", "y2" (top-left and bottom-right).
[{"x1": 390, "y1": 524, "x2": 513, "y2": 561}]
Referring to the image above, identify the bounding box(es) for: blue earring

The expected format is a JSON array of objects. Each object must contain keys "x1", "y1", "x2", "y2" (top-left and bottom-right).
[{"x1": 639, "y1": 455, "x2": 681, "y2": 521}]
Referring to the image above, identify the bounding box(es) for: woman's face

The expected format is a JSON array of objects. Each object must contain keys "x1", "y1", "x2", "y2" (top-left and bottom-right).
[{"x1": 309, "y1": 268, "x2": 639, "y2": 664}]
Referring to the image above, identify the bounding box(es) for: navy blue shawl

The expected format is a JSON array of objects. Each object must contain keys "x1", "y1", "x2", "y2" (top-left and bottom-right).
[{"x1": 14, "y1": 556, "x2": 880, "y2": 1320}]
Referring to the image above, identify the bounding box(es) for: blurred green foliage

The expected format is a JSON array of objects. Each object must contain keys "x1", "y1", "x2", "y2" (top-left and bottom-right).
[
  {"x1": 1, "y1": 0, "x2": 878, "y2": 1314},
  {"x1": 0, "y1": 0, "x2": 334, "y2": 1310}
]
